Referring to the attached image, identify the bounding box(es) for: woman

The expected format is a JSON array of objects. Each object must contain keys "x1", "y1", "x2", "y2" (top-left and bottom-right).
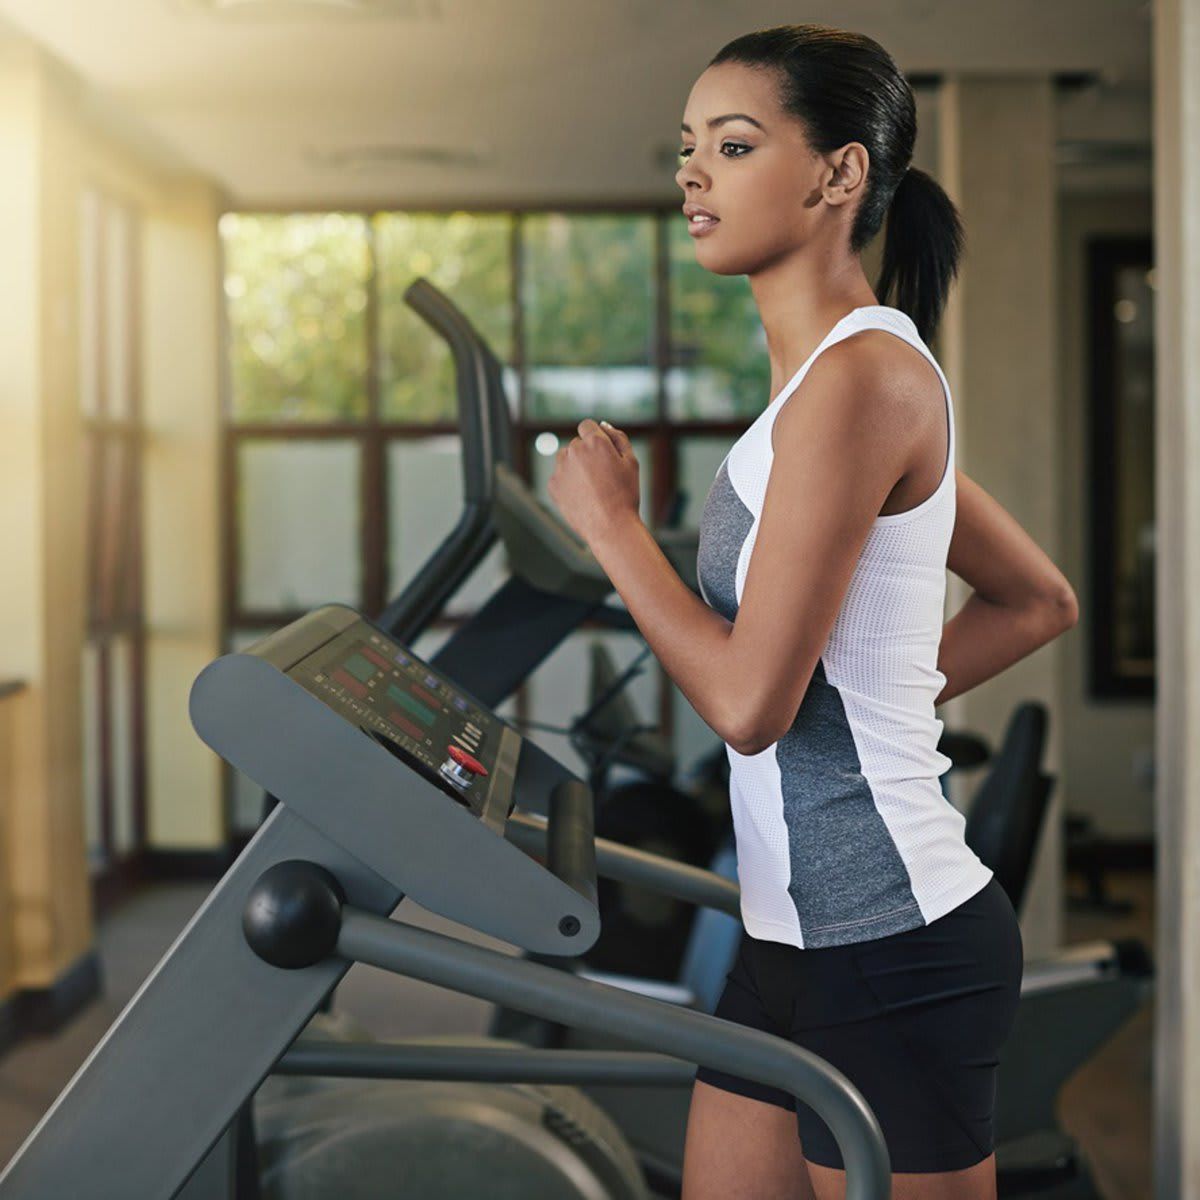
[{"x1": 547, "y1": 24, "x2": 1078, "y2": 1200}]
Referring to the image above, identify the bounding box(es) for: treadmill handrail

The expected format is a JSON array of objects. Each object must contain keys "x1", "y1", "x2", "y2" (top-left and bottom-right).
[
  {"x1": 547, "y1": 781, "x2": 599, "y2": 910},
  {"x1": 337, "y1": 909, "x2": 892, "y2": 1199},
  {"x1": 376, "y1": 278, "x2": 512, "y2": 642},
  {"x1": 510, "y1": 811, "x2": 1152, "y2": 1000},
  {"x1": 506, "y1": 810, "x2": 742, "y2": 919},
  {"x1": 275, "y1": 1041, "x2": 698, "y2": 1087}
]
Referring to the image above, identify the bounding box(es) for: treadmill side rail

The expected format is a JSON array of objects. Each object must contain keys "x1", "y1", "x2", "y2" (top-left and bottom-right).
[
  {"x1": 0, "y1": 809, "x2": 402, "y2": 1200},
  {"x1": 337, "y1": 910, "x2": 892, "y2": 1200}
]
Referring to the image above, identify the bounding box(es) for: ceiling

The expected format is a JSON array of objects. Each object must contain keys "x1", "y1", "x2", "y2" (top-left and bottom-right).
[{"x1": 0, "y1": 0, "x2": 1154, "y2": 207}]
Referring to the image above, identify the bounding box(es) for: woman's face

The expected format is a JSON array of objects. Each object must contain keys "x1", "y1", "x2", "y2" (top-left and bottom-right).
[{"x1": 676, "y1": 61, "x2": 858, "y2": 276}]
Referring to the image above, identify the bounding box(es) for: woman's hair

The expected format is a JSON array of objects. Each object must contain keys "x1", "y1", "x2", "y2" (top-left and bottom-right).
[{"x1": 709, "y1": 24, "x2": 963, "y2": 343}]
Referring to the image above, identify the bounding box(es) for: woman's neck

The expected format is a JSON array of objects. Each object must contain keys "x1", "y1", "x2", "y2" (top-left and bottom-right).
[{"x1": 750, "y1": 243, "x2": 878, "y2": 401}]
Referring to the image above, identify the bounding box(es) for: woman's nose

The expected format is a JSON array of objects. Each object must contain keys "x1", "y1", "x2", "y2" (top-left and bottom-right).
[{"x1": 676, "y1": 159, "x2": 706, "y2": 190}]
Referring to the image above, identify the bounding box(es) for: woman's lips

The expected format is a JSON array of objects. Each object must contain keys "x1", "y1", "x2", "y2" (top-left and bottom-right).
[{"x1": 687, "y1": 215, "x2": 720, "y2": 238}]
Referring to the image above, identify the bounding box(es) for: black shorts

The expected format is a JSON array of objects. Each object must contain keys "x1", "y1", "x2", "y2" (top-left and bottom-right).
[{"x1": 694, "y1": 877, "x2": 1023, "y2": 1173}]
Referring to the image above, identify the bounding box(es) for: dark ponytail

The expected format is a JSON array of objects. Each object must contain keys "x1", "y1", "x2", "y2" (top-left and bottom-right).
[
  {"x1": 876, "y1": 167, "x2": 964, "y2": 344},
  {"x1": 709, "y1": 24, "x2": 964, "y2": 343}
]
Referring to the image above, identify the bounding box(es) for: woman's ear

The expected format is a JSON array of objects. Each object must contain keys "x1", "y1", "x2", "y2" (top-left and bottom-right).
[{"x1": 824, "y1": 143, "x2": 870, "y2": 206}]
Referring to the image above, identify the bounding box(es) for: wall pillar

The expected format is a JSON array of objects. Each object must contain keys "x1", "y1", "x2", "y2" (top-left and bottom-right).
[
  {"x1": 937, "y1": 76, "x2": 1064, "y2": 955},
  {"x1": 1152, "y1": 0, "x2": 1200, "y2": 1193},
  {"x1": 0, "y1": 37, "x2": 93, "y2": 994}
]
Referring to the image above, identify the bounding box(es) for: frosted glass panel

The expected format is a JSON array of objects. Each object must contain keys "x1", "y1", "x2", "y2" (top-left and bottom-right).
[
  {"x1": 105, "y1": 204, "x2": 133, "y2": 420},
  {"x1": 239, "y1": 440, "x2": 360, "y2": 610},
  {"x1": 109, "y1": 635, "x2": 135, "y2": 854},
  {"x1": 386, "y1": 438, "x2": 508, "y2": 615},
  {"x1": 79, "y1": 191, "x2": 101, "y2": 419},
  {"x1": 449, "y1": 543, "x2": 507, "y2": 616},
  {"x1": 677, "y1": 436, "x2": 738, "y2": 529},
  {"x1": 526, "y1": 366, "x2": 657, "y2": 423},
  {"x1": 81, "y1": 641, "x2": 103, "y2": 866}
]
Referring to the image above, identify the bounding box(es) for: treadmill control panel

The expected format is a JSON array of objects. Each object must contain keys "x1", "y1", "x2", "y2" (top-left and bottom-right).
[
  {"x1": 281, "y1": 619, "x2": 517, "y2": 829},
  {"x1": 194, "y1": 602, "x2": 597, "y2": 955}
]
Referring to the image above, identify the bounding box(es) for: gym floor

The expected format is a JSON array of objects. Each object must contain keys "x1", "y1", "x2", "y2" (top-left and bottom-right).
[
  {"x1": 0, "y1": 871, "x2": 1154, "y2": 1197},
  {"x1": 1058, "y1": 870, "x2": 1155, "y2": 1200}
]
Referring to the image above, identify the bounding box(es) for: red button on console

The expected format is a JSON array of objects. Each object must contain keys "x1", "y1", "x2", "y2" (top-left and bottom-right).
[{"x1": 447, "y1": 745, "x2": 488, "y2": 777}]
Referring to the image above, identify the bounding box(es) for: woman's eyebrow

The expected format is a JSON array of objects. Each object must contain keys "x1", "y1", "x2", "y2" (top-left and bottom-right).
[{"x1": 680, "y1": 113, "x2": 766, "y2": 134}]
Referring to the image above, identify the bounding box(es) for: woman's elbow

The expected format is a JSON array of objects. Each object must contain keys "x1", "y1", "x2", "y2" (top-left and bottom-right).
[
  {"x1": 1042, "y1": 584, "x2": 1079, "y2": 635},
  {"x1": 1056, "y1": 585, "x2": 1080, "y2": 630},
  {"x1": 720, "y1": 705, "x2": 789, "y2": 757}
]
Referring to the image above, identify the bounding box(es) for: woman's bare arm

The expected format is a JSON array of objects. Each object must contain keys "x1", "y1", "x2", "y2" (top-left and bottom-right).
[{"x1": 935, "y1": 470, "x2": 1078, "y2": 705}]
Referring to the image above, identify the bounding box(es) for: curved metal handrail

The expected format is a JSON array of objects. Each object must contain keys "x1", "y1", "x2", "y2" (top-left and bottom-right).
[{"x1": 375, "y1": 278, "x2": 513, "y2": 641}]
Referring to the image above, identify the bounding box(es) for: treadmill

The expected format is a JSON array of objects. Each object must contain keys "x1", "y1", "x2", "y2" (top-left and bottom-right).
[{"x1": 0, "y1": 604, "x2": 892, "y2": 1200}]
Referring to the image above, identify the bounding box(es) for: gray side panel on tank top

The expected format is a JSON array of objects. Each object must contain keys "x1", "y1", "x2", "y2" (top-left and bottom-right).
[
  {"x1": 697, "y1": 454, "x2": 924, "y2": 948},
  {"x1": 695, "y1": 459, "x2": 752, "y2": 623},
  {"x1": 777, "y1": 659, "x2": 922, "y2": 947}
]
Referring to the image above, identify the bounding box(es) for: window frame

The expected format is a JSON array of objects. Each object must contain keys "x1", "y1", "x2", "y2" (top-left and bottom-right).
[
  {"x1": 219, "y1": 204, "x2": 757, "y2": 834},
  {"x1": 81, "y1": 188, "x2": 148, "y2": 896}
]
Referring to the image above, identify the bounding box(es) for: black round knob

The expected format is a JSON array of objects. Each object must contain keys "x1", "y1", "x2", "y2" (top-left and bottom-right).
[
  {"x1": 242, "y1": 860, "x2": 345, "y2": 969},
  {"x1": 559, "y1": 915, "x2": 582, "y2": 938}
]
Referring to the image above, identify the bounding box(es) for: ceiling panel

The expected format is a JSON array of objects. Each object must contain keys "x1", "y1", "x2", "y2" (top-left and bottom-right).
[{"x1": 0, "y1": 0, "x2": 1153, "y2": 205}]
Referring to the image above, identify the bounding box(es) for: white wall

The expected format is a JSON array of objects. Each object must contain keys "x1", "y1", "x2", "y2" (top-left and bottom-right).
[{"x1": 142, "y1": 181, "x2": 225, "y2": 848}]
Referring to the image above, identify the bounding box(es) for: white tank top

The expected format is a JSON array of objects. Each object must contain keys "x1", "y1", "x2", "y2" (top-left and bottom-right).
[{"x1": 695, "y1": 305, "x2": 993, "y2": 949}]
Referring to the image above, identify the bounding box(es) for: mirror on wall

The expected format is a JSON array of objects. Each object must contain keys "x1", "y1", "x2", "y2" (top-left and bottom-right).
[{"x1": 1087, "y1": 235, "x2": 1155, "y2": 700}]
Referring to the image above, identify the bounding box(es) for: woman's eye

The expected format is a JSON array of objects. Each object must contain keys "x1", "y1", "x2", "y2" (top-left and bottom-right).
[{"x1": 676, "y1": 142, "x2": 751, "y2": 164}]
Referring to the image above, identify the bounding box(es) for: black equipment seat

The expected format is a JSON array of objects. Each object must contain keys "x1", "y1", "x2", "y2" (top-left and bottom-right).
[
  {"x1": 963, "y1": 701, "x2": 1052, "y2": 913},
  {"x1": 936, "y1": 729, "x2": 991, "y2": 770}
]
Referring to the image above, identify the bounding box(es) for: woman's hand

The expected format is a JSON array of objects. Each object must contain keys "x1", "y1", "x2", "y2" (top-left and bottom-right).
[{"x1": 547, "y1": 419, "x2": 642, "y2": 548}]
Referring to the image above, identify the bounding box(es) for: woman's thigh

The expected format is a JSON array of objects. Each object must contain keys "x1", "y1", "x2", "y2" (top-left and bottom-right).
[
  {"x1": 784, "y1": 881, "x2": 1024, "y2": 1175},
  {"x1": 681, "y1": 1080, "x2": 815, "y2": 1200},
  {"x1": 806, "y1": 1153, "x2": 997, "y2": 1200},
  {"x1": 682, "y1": 1080, "x2": 998, "y2": 1200}
]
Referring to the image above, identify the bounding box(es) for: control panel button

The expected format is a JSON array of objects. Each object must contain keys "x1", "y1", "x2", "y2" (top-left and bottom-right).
[
  {"x1": 447, "y1": 745, "x2": 487, "y2": 776},
  {"x1": 440, "y1": 744, "x2": 489, "y2": 790}
]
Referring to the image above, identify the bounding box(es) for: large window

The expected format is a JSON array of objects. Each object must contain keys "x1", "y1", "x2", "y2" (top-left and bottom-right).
[
  {"x1": 80, "y1": 189, "x2": 146, "y2": 885},
  {"x1": 221, "y1": 208, "x2": 766, "y2": 831}
]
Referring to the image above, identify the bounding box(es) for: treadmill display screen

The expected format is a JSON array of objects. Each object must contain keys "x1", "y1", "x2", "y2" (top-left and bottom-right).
[{"x1": 285, "y1": 624, "x2": 513, "y2": 823}]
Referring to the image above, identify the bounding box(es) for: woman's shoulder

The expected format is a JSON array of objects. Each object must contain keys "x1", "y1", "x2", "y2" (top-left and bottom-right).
[{"x1": 782, "y1": 328, "x2": 940, "y2": 431}]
